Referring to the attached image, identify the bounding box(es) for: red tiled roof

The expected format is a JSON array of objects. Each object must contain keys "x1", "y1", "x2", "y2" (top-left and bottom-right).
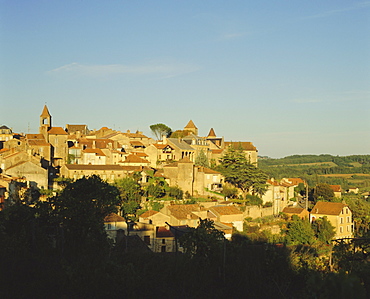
[
  {"x1": 311, "y1": 202, "x2": 347, "y2": 216},
  {"x1": 282, "y1": 207, "x2": 306, "y2": 214},
  {"x1": 27, "y1": 140, "x2": 49, "y2": 146},
  {"x1": 83, "y1": 148, "x2": 105, "y2": 156},
  {"x1": 210, "y1": 206, "x2": 242, "y2": 216},
  {"x1": 140, "y1": 210, "x2": 159, "y2": 218},
  {"x1": 26, "y1": 134, "x2": 45, "y2": 140},
  {"x1": 198, "y1": 167, "x2": 221, "y2": 175},
  {"x1": 124, "y1": 154, "x2": 150, "y2": 164},
  {"x1": 224, "y1": 141, "x2": 256, "y2": 151},
  {"x1": 168, "y1": 204, "x2": 202, "y2": 220},
  {"x1": 156, "y1": 226, "x2": 174, "y2": 238},
  {"x1": 130, "y1": 141, "x2": 145, "y2": 146},
  {"x1": 48, "y1": 127, "x2": 68, "y2": 135},
  {"x1": 104, "y1": 213, "x2": 125, "y2": 222},
  {"x1": 329, "y1": 185, "x2": 342, "y2": 192}
]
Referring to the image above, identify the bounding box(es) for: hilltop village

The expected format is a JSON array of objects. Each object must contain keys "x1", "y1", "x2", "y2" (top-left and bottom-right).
[
  {"x1": 2, "y1": 106, "x2": 369, "y2": 298},
  {"x1": 0, "y1": 106, "x2": 354, "y2": 251}
]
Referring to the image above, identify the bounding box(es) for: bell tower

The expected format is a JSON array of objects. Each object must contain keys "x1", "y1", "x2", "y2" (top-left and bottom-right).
[{"x1": 40, "y1": 105, "x2": 52, "y2": 140}]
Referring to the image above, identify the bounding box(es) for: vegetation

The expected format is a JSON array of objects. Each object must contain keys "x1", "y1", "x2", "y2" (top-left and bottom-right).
[
  {"x1": 218, "y1": 146, "x2": 268, "y2": 198},
  {"x1": 149, "y1": 123, "x2": 172, "y2": 140},
  {"x1": 194, "y1": 149, "x2": 209, "y2": 167},
  {"x1": 0, "y1": 177, "x2": 369, "y2": 298},
  {"x1": 259, "y1": 154, "x2": 370, "y2": 189}
]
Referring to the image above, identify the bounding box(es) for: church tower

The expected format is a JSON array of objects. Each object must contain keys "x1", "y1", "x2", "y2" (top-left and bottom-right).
[
  {"x1": 40, "y1": 105, "x2": 52, "y2": 140},
  {"x1": 184, "y1": 120, "x2": 198, "y2": 135}
]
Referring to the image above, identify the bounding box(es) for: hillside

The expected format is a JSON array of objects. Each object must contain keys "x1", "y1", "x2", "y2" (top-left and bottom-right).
[{"x1": 259, "y1": 154, "x2": 370, "y2": 190}]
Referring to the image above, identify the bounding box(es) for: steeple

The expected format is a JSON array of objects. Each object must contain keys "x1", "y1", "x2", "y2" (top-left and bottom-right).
[
  {"x1": 184, "y1": 120, "x2": 198, "y2": 135},
  {"x1": 207, "y1": 128, "x2": 216, "y2": 138},
  {"x1": 39, "y1": 105, "x2": 52, "y2": 139}
]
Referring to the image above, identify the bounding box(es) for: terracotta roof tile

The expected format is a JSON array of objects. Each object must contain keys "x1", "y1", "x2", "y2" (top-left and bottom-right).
[
  {"x1": 210, "y1": 206, "x2": 242, "y2": 215},
  {"x1": 311, "y1": 201, "x2": 347, "y2": 215},
  {"x1": 156, "y1": 226, "x2": 174, "y2": 238},
  {"x1": 224, "y1": 141, "x2": 256, "y2": 151},
  {"x1": 83, "y1": 148, "x2": 106, "y2": 156},
  {"x1": 48, "y1": 127, "x2": 68, "y2": 135},
  {"x1": 140, "y1": 210, "x2": 159, "y2": 218},
  {"x1": 124, "y1": 154, "x2": 150, "y2": 164},
  {"x1": 104, "y1": 213, "x2": 125, "y2": 222}
]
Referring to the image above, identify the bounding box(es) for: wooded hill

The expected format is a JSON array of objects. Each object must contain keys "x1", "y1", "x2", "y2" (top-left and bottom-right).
[{"x1": 259, "y1": 154, "x2": 370, "y2": 190}]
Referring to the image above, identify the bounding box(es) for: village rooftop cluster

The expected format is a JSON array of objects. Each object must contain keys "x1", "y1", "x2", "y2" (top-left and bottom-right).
[{"x1": 0, "y1": 105, "x2": 354, "y2": 252}]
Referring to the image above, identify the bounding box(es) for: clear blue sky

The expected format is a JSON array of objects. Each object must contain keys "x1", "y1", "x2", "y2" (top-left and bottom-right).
[{"x1": 1, "y1": 1, "x2": 369, "y2": 158}]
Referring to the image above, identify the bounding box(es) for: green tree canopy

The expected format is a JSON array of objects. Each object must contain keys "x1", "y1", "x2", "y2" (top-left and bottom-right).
[
  {"x1": 48, "y1": 175, "x2": 120, "y2": 255},
  {"x1": 312, "y1": 216, "x2": 336, "y2": 244},
  {"x1": 195, "y1": 150, "x2": 209, "y2": 168},
  {"x1": 313, "y1": 183, "x2": 336, "y2": 202},
  {"x1": 179, "y1": 218, "x2": 225, "y2": 258},
  {"x1": 150, "y1": 123, "x2": 172, "y2": 140},
  {"x1": 218, "y1": 146, "x2": 268, "y2": 197},
  {"x1": 285, "y1": 215, "x2": 316, "y2": 245}
]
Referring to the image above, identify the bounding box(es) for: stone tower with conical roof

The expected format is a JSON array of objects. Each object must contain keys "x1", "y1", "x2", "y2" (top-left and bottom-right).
[
  {"x1": 40, "y1": 105, "x2": 52, "y2": 140},
  {"x1": 184, "y1": 120, "x2": 198, "y2": 135}
]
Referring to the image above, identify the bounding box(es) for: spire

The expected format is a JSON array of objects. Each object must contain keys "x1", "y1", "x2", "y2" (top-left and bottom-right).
[
  {"x1": 207, "y1": 128, "x2": 216, "y2": 138},
  {"x1": 184, "y1": 120, "x2": 197, "y2": 129},
  {"x1": 40, "y1": 105, "x2": 51, "y2": 118}
]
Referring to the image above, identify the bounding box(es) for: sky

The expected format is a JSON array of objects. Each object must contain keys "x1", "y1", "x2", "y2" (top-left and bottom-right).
[{"x1": 1, "y1": 1, "x2": 369, "y2": 158}]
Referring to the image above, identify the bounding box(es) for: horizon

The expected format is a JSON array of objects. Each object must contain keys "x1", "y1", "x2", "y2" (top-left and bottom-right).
[{"x1": 1, "y1": 1, "x2": 369, "y2": 158}]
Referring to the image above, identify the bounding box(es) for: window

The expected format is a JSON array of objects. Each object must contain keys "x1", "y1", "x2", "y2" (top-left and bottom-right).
[
  {"x1": 340, "y1": 227, "x2": 343, "y2": 233},
  {"x1": 340, "y1": 217, "x2": 343, "y2": 224},
  {"x1": 347, "y1": 225, "x2": 351, "y2": 232},
  {"x1": 162, "y1": 239, "x2": 166, "y2": 244},
  {"x1": 347, "y1": 216, "x2": 350, "y2": 223},
  {"x1": 161, "y1": 246, "x2": 166, "y2": 252},
  {"x1": 107, "y1": 224, "x2": 112, "y2": 230}
]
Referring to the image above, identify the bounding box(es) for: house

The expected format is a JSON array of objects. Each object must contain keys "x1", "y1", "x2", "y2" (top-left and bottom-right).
[
  {"x1": 118, "y1": 154, "x2": 150, "y2": 167},
  {"x1": 329, "y1": 185, "x2": 342, "y2": 198},
  {"x1": 282, "y1": 207, "x2": 309, "y2": 220},
  {"x1": 154, "y1": 226, "x2": 176, "y2": 253},
  {"x1": 139, "y1": 210, "x2": 171, "y2": 227},
  {"x1": 164, "y1": 204, "x2": 204, "y2": 227},
  {"x1": 5, "y1": 161, "x2": 48, "y2": 189},
  {"x1": 208, "y1": 205, "x2": 244, "y2": 231},
  {"x1": 60, "y1": 164, "x2": 126, "y2": 182},
  {"x1": 347, "y1": 187, "x2": 359, "y2": 194},
  {"x1": 310, "y1": 201, "x2": 353, "y2": 239},
  {"x1": 104, "y1": 213, "x2": 127, "y2": 241},
  {"x1": 262, "y1": 179, "x2": 295, "y2": 214},
  {"x1": 224, "y1": 141, "x2": 258, "y2": 166},
  {"x1": 163, "y1": 157, "x2": 224, "y2": 196},
  {"x1": 144, "y1": 143, "x2": 175, "y2": 168}
]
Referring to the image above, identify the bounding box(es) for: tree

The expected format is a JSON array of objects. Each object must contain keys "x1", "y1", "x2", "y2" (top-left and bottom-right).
[
  {"x1": 114, "y1": 177, "x2": 143, "y2": 221},
  {"x1": 49, "y1": 175, "x2": 120, "y2": 255},
  {"x1": 114, "y1": 177, "x2": 142, "y2": 202},
  {"x1": 285, "y1": 215, "x2": 316, "y2": 245},
  {"x1": 179, "y1": 218, "x2": 225, "y2": 258},
  {"x1": 150, "y1": 123, "x2": 172, "y2": 140},
  {"x1": 313, "y1": 183, "x2": 335, "y2": 202},
  {"x1": 218, "y1": 146, "x2": 268, "y2": 198},
  {"x1": 195, "y1": 150, "x2": 209, "y2": 168},
  {"x1": 312, "y1": 216, "x2": 336, "y2": 244}
]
